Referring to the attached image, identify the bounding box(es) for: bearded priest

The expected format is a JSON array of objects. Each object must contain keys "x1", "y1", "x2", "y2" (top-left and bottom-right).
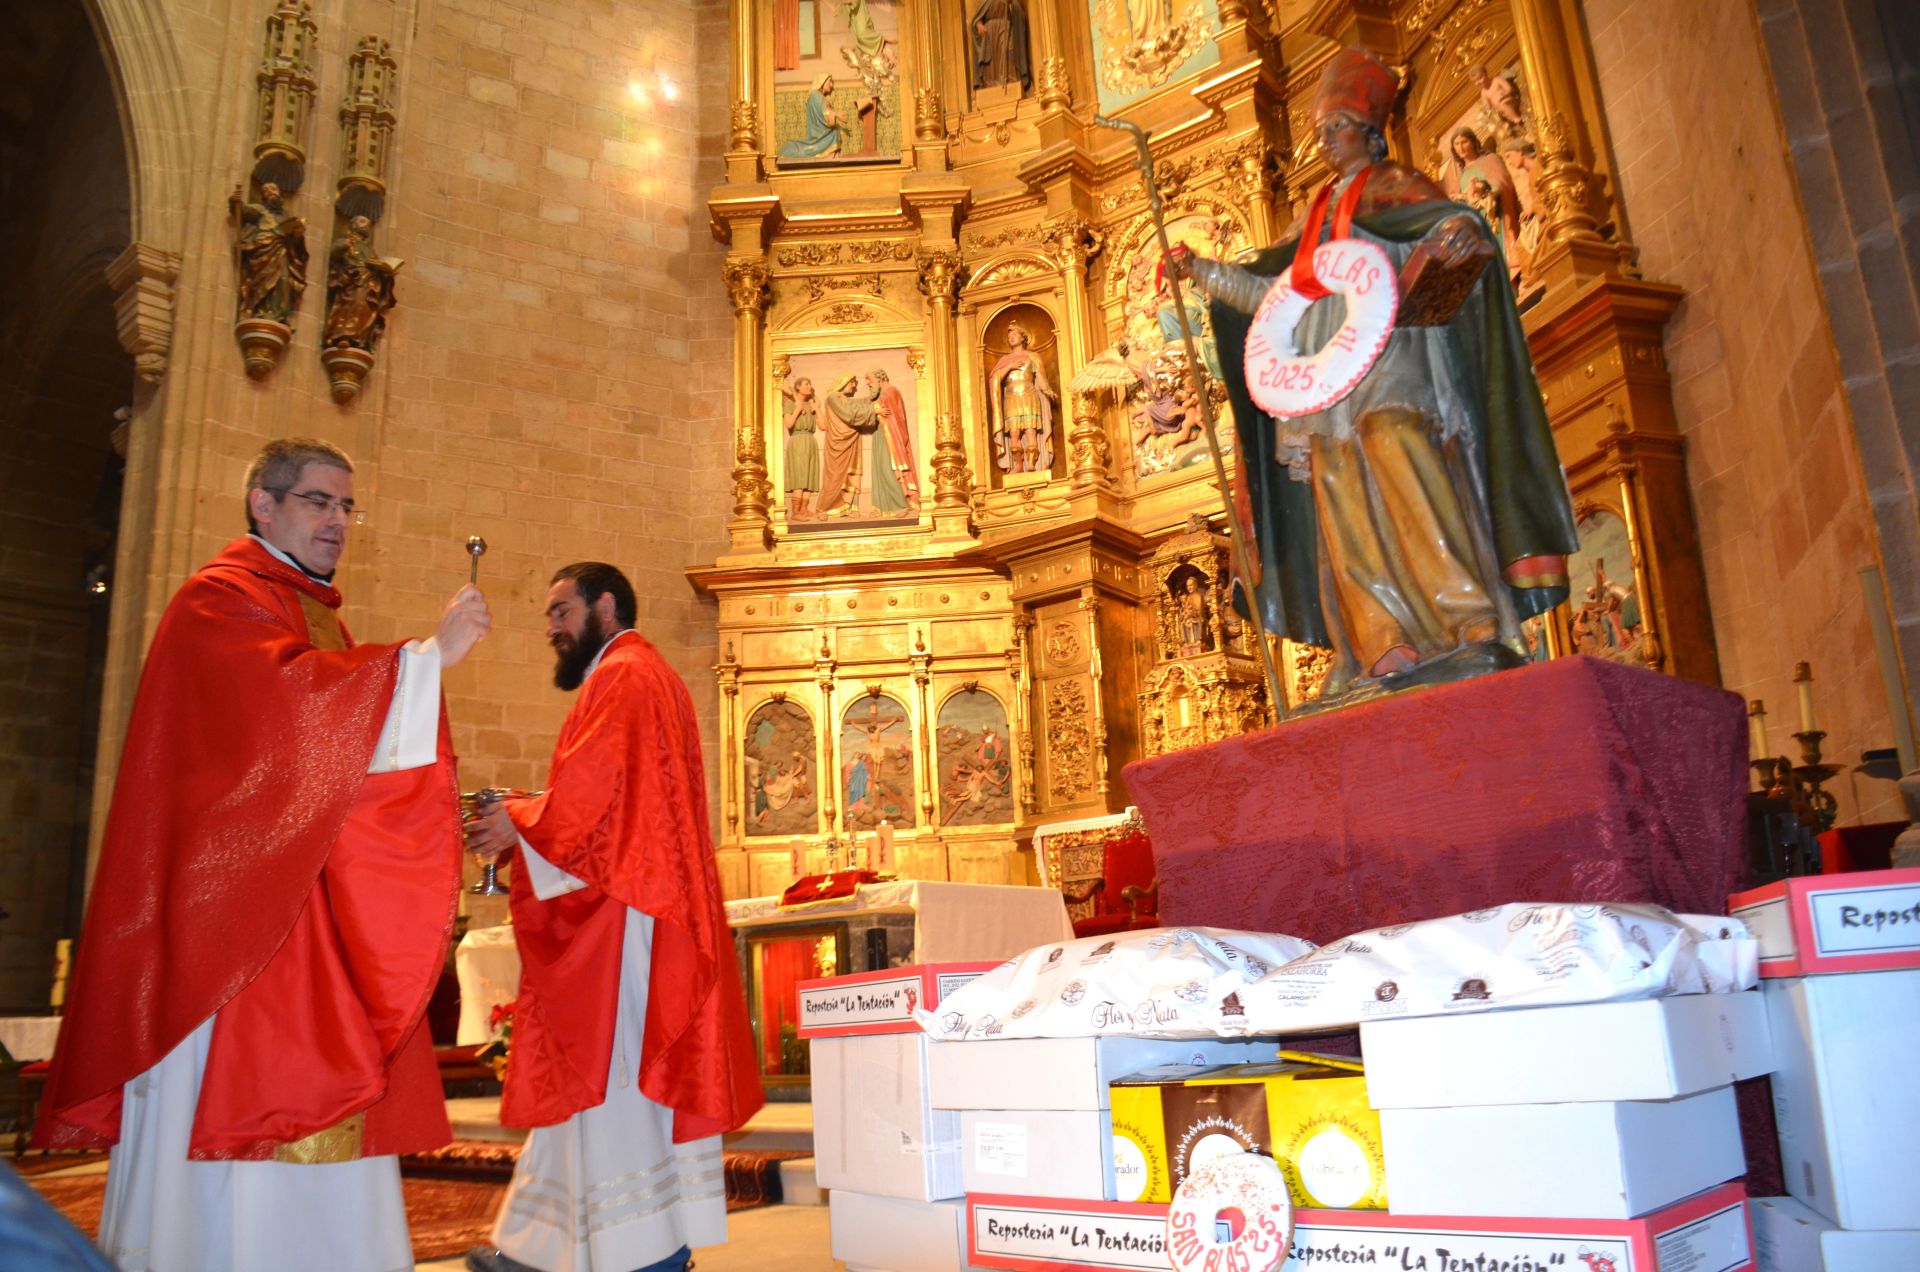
[
  {"x1": 35, "y1": 436, "x2": 493, "y2": 1270},
  {"x1": 463, "y1": 562, "x2": 763, "y2": 1272}
]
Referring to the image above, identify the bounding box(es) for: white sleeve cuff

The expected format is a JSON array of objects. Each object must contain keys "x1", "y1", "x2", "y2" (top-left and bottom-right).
[
  {"x1": 368, "y1": 638, "x2": 442, "y2": 774},
  {"x1": 519, "y1": 833, "x2": 589, "y2": 900}
]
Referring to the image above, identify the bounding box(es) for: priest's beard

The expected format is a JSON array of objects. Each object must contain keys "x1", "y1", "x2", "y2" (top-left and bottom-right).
[{"x1": 552, "y1": 609, "x2": 613, "y2": 690}]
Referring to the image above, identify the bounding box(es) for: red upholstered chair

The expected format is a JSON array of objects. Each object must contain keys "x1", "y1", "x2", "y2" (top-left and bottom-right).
[{"x1": 1033, "y1": 809, "x2": 1161, "y2": 939}]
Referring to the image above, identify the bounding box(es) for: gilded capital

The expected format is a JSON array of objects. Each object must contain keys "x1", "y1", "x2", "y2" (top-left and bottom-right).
[
  {"x1": 729, "y1": 100, "x2": 759, "y2": 152},
  {"x1": 1040, "y1": 213, "x2": 1102, "y2": 272},
  {"x1": 1038, "y1": 55, "x2": 1070, "y2": 110},
  {"x1": 913, "y1": 88, "x2": 945, "y2": 143},
  {"x1": 916, "y1": 249, "x2": 967, "y2": 301},
  {"x1": 721, "y1": 256, "x2": 770, "y2": 315}
]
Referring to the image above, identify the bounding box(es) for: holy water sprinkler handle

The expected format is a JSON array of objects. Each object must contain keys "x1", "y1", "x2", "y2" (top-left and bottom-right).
[{"x1": 466, "y1": 535, "x2": 487, "y2": 586}]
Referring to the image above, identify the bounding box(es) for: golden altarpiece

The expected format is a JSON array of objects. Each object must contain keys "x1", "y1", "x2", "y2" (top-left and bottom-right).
[{"x1": 693, "y1": 0, "x2": 1717, "y2": 900}]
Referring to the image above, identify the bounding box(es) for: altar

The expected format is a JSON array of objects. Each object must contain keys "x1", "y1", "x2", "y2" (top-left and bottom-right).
[{"x1": 454, "y1": 881, "x2": 1072, "y2": 1081}]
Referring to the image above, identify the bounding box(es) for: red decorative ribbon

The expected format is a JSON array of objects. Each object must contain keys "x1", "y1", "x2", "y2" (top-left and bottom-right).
[{"x1": 1287, "y1": 167, "x2": 1375, "y2": 303}]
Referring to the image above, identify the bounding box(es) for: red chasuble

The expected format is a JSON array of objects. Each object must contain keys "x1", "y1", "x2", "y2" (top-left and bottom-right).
[
  {"x1": 502, "y1": 631, "x2": 764, "y2": 1142},
  {"x1": 36, "y1": 537, "x2": 461, "y2": 1159}
]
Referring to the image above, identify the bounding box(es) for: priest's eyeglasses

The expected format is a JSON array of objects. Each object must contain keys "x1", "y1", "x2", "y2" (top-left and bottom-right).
[{"x1": 266, "y1": 487, "x2": 368, "y2": 525}]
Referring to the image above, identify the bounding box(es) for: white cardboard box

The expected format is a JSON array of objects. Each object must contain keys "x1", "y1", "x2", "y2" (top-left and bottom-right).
[
  {"x1": 925, "y1": 1035, "x2": 1276, "y2": 1111},
  {"x1": 1766, "y1": 968, "x2": 1920, "y2": 1229},
  {"x1": 1730, "y1": 867, "x2": 1920, "y2": 977},
  {"x1": 1360, "y1": 992, "x2": 1773, "y2": 1107},
  {"x1": 960, "y1": 1109, "x2": 1112, "y2": 1201},
  {"x1": 966, "y1": 1183, "x2": 1755, "y2": 1271},
  {"x1": 830, "y1": 1188, "x2": 988, "y2": 1272},
  {"x1": 811, "y1": 1031, "x2": 963, "y2": 1201},
  {"x1": 1750, "y1": 1194, "x2": 1920, "y2": 1270},
  {"x1": 1378, "y1": 1085, "x2": 1745, "y2": 1219}
]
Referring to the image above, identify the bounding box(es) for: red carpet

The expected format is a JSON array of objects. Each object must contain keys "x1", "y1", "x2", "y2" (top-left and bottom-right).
[{"x1": 26, "y1": 1144, "x2": 809, "y2": 1260}]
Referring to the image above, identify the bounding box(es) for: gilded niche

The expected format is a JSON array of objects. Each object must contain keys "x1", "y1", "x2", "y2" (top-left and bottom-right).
[
  {"x1": 841, "y1": 694, "x2": 916, "y2": 830},
  {"x1": 743, "y1": 700, "x2": 819, "y2": 837}
]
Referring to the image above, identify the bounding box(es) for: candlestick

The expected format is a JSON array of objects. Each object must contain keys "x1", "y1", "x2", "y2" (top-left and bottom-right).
[
  {"x1": 1748, "y1": 699, "x2": 1769, "y2": 766},
  {"x1": 1794, "y1": 661, "x2": 1816, "y2": 734}
]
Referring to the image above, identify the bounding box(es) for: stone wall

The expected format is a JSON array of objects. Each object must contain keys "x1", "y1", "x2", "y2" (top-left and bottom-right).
[
  {"x1": 77, "y1": 0, "x2": 737, "y2": 916},
  {"x1": 1582, "y1": 0, "x2": 1903, "y2": 825}
]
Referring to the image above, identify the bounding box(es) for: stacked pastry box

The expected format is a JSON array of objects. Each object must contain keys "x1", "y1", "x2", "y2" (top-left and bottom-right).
[
  {"x1": 971, "y1": 1006, "x2": 1770, "y2": 1271},
  {"x1": 1730, "y1": 866, "x2": 1920, "y2": 1270},
  {"x1": 797, "y1": 962, "x2": 1001, "y2": 1272},
  {"x1": 1356, "y1": 988, "x2": 1772, "y2": 1269}
]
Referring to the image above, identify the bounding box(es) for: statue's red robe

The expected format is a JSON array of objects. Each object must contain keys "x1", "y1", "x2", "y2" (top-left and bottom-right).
[
  {"x1": 502, "y1": 632, "x2": 763, "y2": 1142},
  {"x1": 36, "y1": 537, "x2": 460, "y2": 1159}
]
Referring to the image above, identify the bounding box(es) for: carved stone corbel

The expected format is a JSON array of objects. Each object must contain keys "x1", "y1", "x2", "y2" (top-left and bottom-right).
[{"x1": 105, "y1": 243, "x2": 182, "y2": 384}]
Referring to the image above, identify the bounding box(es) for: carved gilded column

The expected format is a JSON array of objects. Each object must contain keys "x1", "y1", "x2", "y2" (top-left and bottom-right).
[
  {"x1": 1029, "y1": 0, "x2": 1070, "y2": 112},
  {"x1": 1079, "y1": 591, "x2": 1110, "y2": 797},
  {"x1": 910, "y1": 628, "x2": 935, "y2": 825},
  {"x1": 919, "y1": 249, "x2": 973, "y2": 534},
  {"x1": 723, "y1": 256, "x2": 773, "y2": 552},
  {"x1": 1011, "y1": 612, "x2": 1038, "y2": 815},
  {"x1": 105, "y1": 243, "x2": 181, "y2": 384},
  {"x1": 815, "y1": 634, "x2": 840, "y2": 837},
  {"x1": 1043, "y1": 213, "x2": 1110, "y2": 491},
  {"x1": 1509, "y1": 0, "x2": 1615, "y2": 277},
  {"x1": 1221, "y1": 134, "x2": 1282, "y2": 247},
  {"x1": 716, "y1": 641, "x2": 742, "y2": 840}
]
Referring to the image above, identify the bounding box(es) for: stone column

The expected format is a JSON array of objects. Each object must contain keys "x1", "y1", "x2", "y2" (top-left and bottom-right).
[{"x1": 723, "y1": 256, "x2": 772, "y2": 552}]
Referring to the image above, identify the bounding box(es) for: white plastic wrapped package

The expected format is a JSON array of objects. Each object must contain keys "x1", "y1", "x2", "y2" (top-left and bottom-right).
[
  {"x1": 919, "y1": 904, "x2": 1757, "y2": 1042},
  {"x1": 916, "y1": 927, "x2": 1317, "y2": 1042}
]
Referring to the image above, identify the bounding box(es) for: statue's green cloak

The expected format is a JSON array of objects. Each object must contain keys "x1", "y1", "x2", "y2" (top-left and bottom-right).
[{"x1": 1209, "y1": 198, "x2": 1579, "y2": 649}]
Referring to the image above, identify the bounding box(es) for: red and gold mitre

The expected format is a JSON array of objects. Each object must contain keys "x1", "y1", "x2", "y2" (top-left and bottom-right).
[{"x1": 1313, "y1": 46, "x2": 1398, "y2": 131}]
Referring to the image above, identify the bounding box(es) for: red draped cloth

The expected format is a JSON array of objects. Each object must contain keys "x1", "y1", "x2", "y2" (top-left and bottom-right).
[
  {"x1": 37, "y1": 538, "x2": 460, "y2": 1158},
  {"x1": 1125, "y1": 656, "x2": 1749, "y2": 943},
  {"x1": 502, "y1": 631, "x2": 763, "y2": 1142},
  {"x1": 1126, "y1": 656, "x2": 1779, "y2": 1193}
]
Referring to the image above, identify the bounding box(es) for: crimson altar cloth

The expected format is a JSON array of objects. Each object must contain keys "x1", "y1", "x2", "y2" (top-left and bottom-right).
[{"x1": 1125, "y1": 656, "x2": 1749, "y2": 942}]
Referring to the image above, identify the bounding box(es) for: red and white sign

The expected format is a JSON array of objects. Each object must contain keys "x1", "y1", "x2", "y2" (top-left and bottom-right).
[
  {"x1": 1243, "y1": 237, "x2": 1398, "y2": 421},
  {"x1": 1729, "y1": 867, "x2": 1920, "y2": 976},
  {"x1": 796, "y1": 961, "x2": 999, "y2": 1038},
  {"x1": 967, "y1": 1182, "x2": 1753, "y2": 1272}
]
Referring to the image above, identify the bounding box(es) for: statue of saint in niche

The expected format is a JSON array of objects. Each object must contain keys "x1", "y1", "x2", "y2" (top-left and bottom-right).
[
  {"x1": 986, "y1": 319, "x2": 1059, "y2": 475},
  {"x1": 970, "y1": 0, "x2": 1032, "y2": 95}
]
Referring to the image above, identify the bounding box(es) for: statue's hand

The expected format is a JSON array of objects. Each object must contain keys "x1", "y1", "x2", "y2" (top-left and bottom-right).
[{"x1": 1427, "y1": 213, "x2": 1489, "y2": 267}]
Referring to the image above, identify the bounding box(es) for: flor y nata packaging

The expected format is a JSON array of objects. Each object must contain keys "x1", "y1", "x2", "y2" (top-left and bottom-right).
[{"x1": 1108, "y1": 1051, "x2": 1386, "y2": 1210}]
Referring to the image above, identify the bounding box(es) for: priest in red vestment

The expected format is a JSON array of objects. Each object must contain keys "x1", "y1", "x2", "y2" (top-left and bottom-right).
[
  {"x1": 464, "y1": 561, "x2": 762, "y2": 1272},
  {"x1": 35, "y1": 437, "x2": 492, "y2": 1272}
]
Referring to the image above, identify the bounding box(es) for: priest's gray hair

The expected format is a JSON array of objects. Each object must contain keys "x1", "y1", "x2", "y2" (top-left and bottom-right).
[{"x1": 243, "y1": 437, "x2": 353, "y2": 533}]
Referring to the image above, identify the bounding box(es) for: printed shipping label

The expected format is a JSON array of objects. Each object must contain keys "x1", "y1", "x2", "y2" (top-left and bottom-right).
[
  {"x1": 1808, "y1": 882, "x2": 1920, "y2": 958},
  {"x1": 1652, "y1": 1201, "x2": 1753, "y2": 1272},
  {"x1": 975, "y1": 1122, "x2": 1030, "y2": 1178}
]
